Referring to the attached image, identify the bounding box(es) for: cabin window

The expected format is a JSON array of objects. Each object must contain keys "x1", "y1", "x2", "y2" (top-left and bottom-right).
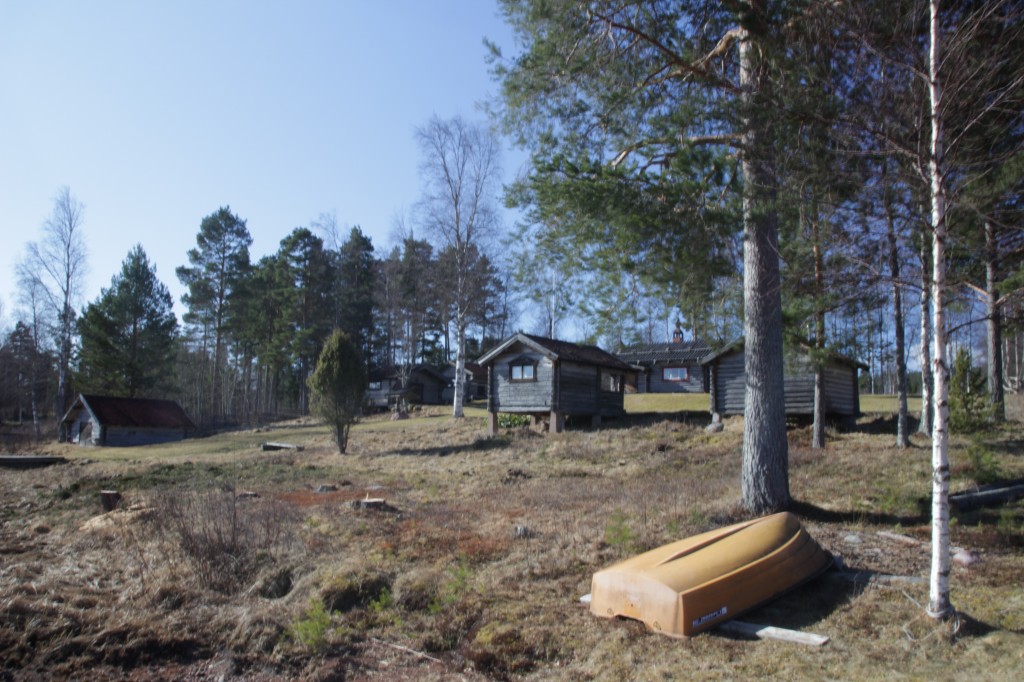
[
  {"x1": 662, "y1": 367, "x2": 688, "y2": 382},
  {"x1": 368, "y1": 381, "x2": 382, "y2": 391},
  {"x1": 601, "y1": 372, "x2": 621, "y2": 392},
  {"x1": 509, "y1": 359, "x2": 537, "y2": 382}
]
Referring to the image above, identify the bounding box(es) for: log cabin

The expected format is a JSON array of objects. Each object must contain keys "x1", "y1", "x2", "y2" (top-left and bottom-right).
[
  {"x1": 701, "y1": 338, "x2": 867, "y2": 418},
  {"x1": 615, "y1": 331, "x2": 711, "y2": 394},
  {"x1": 478, "y1": 333, "x2": 638, "y2": 434}
]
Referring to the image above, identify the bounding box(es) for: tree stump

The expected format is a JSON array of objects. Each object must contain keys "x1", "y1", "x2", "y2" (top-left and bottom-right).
[{"x1": 100, "y1": 490, "x2": 122, "y2": 512}]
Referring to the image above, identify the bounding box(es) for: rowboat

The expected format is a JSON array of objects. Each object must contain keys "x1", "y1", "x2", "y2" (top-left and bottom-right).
[{"x1": 589, "y1": 512, "x2": 832, "y2": 638}]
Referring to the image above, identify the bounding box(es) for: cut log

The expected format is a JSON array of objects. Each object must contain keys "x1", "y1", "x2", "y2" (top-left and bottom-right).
[
  {"x1": 719, "y1": 620, "x2": 830, "y2": 647},
  {"x1": 950, "y1": 481, "x2": 1024, "y2": 511}
]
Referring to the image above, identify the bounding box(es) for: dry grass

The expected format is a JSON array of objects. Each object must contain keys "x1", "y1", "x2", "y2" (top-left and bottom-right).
[{"x1": 2, "y1": 409, "x2": 1022, "y2": 680}]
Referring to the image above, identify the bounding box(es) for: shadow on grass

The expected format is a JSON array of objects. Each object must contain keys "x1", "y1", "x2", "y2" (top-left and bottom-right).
[
  {"x1": 790, "y1": 499, "x2": 929, "y2": 528},
  {"x1": 389, "y1": 435, "x2": 512, "y2": 458}
]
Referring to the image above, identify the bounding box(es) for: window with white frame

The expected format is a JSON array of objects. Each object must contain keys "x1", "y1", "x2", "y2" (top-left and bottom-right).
[
  {"x1": 662, "y1": 366, "x2": 688, "y2": 382},
  {"x1": 509, "y1": 358, "x2": 537, "y2": 382}
]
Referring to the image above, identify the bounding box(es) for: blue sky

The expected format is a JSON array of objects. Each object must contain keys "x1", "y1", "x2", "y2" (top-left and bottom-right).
[{"x1": 0, "y1": 0, "x2": 526, "y2": 327}]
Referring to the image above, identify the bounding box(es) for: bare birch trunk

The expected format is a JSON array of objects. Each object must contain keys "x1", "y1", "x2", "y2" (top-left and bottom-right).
[
  {"x1": 927, "y1": 0, "x2": 952, "y2": 621},
  {"x1": 453, "y1": 315, "x2": 466, "y2": 418},
  {"x1": 919, "y1": 238, "x2": 933, "y2": 436}
]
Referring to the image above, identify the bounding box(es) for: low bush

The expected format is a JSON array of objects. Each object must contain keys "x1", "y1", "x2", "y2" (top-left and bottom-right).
[{"x1": 152, "y1": 490, "x2": 296, "y2": 594}]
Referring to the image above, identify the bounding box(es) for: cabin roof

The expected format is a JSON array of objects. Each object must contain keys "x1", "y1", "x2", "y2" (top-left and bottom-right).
[
  {"x1": 62, "y1": 394, "x2": 195, "y2": 429},
  {"x1": 700, "y1": 338, "x2": 868, "y2": 370},
  {"x1": 367, "y1": 365, "x2": 449, "y2": 384},
  {"x1": 478, "y1": 333, "x2": 636, "y2": 372},
  {"x1": 616, "y1": 339, "x2": 712, "y2": 365}
]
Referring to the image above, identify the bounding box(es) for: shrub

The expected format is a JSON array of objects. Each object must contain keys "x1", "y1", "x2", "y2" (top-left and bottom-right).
[
  {"x1": 949, "y1": 348, "x2": 992, "y2": 433},
  {"x1": 154, "y1": 490, "x2": 294, "y2": 594},
  {"x1": 498, "y1": 413, "x2": 532, "y2": 428},
  {"x1": 288, "y1": 598, "x2": 332, "y2": 653},
  {"x1": 966, "y1": 441, "x2": 1004, "y2": 486}
]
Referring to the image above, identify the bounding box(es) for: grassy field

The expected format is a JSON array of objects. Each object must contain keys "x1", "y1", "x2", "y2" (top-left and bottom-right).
[{"x1": 2, "y1": 406, "x2": 1022, "y2": 680}]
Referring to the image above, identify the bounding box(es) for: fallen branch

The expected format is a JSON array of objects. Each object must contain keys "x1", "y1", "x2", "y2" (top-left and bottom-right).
[{"x1": 370, "y1": 638, "x2": 443, "y2": 663}]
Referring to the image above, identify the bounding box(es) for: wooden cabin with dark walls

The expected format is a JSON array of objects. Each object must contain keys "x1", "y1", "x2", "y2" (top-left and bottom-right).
[
  {"x1": 366, "y1": 365, "x2": 449, "y2": 409},
  {"x1": 60, "y1": 394, "x2": 195, "y2": 446},
  {"x1": 702, "y1": 339, "x2": 866, "y2": 418},
  {"x1": 616, "y1": 331, "x2": 711, "y2": 394},
  {"x1": 440, "y1": 361, "x2": 487, "y2": 404},
  {"x1": 478, "y1": 333, "x2": 637, "y2": 434}
]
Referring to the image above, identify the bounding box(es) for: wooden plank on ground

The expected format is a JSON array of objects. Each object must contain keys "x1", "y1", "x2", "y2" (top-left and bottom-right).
[
  {"x1": 719, "y1": 620, "x2": 830, "y2": 647},
  {"x1": 261, "y1": 442, "x2": 304, "y2": 451}
]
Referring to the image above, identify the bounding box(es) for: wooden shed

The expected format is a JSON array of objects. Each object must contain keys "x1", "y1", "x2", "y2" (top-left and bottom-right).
[
  {"x1": 440, "y1": 361, "x2": 488, "y2": 404},
  {"x1": 60, "y1": 394, "x2": 195, "y2": 446},
  {"x1": 701, "y1": 339, "x2": 866, "y2": 418},
  {"x1": 615, "y1": 334, "x2": 711, "y2": 394},
  {"x1": 366, "y1": 365, "x2": 449, "y2": 409},
  {"x1": 478, "y1": 333, "x2": 637, "y2": 434}
]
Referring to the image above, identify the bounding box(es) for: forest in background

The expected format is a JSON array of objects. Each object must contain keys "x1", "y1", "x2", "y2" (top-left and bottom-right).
[{"x1": 0, "y1": 0, "x2": 1021, "y2": 436}]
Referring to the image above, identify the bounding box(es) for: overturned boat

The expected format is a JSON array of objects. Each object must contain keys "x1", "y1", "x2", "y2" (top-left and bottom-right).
[{"x1": 590, "y1": 512, "x2": 832, "y2": 638}]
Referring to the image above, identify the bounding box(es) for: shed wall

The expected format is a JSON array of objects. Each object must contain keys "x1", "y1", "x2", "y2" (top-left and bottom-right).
[
  {"x1": 491, "y1": 349, "x2": 555, "y2": 412},
  {"x1": 710, "y1": 348, "x2": 860, "y2": 417},
  {"x1": 104, "y1": 427, "x2": 187, "y2": 447}
]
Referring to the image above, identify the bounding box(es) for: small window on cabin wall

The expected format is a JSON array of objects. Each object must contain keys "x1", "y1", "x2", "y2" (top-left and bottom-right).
[
  {"x1": 662, "y1": 366, "x2": 688, "y2": 382},
  {"x1": 601, "y1": 371, "x2": 621, "y2": 392},
  {"x1": 368, "y1": 381, "x2": 382, "y2": 391},
  {"x1": 510, "y1": 358, "x2": 537, "y2": 382}
]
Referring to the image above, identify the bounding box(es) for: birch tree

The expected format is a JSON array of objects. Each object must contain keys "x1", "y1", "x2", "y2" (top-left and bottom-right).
[
  {"x1": 925, "y1": 0, "x2": 952, "y2": 622},
  {"x1": 24, "y1": 186, "x2": 87, "y2": 425},
  {"x1": 415, "y1": 115, "x2": 501, "y2": 419}
]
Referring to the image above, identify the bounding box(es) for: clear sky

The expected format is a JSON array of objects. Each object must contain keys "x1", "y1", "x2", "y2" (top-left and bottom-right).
[{"x1": 0, "y1": 0, "x2": 525, "y2": 328}]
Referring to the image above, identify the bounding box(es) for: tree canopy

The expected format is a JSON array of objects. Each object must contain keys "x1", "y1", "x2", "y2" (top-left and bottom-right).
[{"x1": 77, "y1": 245, "x2": 178, "y2": 398}]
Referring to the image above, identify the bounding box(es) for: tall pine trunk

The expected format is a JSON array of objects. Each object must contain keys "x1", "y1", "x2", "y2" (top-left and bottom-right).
[
  {"x1": 812, "y1": 206, "x2": 826, "y2": 450},
  {"x1": 884, "y1": 166, "x2": 909, "y2": 448},
  {"x1": 739, "y1": 3, "x2": 790, "y2": 513},
  {"x1": 927, "y1": 0, "x2": 952, "y2": 621},
  {"x1": 985, "y1": 220, "x2": 1005, "y2": 422}
]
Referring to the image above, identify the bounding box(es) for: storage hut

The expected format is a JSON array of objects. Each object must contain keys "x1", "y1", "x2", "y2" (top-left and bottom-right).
[
  {"x1": 60, "y1": 394, "x2": 195, "y2": 446},
  {"x1": 616, "y1": 333, "x2": 711, "y2": 394},
  {"x1": 701, "y1": 339, "x2": 866, "y2": 418},
  {"x1": 366, "y1": 365, "x2": 449, "y2": 409},
  {"x1": 440, "y1": 361, "x2": 488, "y2": 404},
  {"x1": 478, "y1": 333, "x2": 637, "y2": 434}
]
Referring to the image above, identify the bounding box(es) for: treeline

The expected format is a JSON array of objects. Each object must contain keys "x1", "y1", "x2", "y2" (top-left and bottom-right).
[{"x1": 0, "y1": 201, "x2": 510, "y2": 431}]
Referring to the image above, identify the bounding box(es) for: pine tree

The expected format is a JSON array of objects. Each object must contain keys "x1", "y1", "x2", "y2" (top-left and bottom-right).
[{"x1": 77, "y1": 245, "x2": 178, "y2": 398}]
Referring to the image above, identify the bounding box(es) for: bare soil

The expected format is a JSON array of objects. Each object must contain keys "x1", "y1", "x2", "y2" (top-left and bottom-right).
[{"x1": 2, "y1": 407, "x2": 1023, "y2": 680}]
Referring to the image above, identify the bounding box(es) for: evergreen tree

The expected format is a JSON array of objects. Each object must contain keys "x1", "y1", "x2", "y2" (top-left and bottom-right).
[
  {"x1": 176, "y1": 207, "x2": 252, "y2": 424},
  {"x1": 336, "y1": 227, "x2": 376, "y2": 360},
  {"x1": 491, "y1": 0, "x2": 802, "y2": 512},
  {"x1": 276, "y1": 228, "x2": 335, "y2": 412},
  {"x1": 308, "y1": 330, "x2": 366, "y2": 454},
  {"x1": 78, "y1": 245, "x2": 178, "y2": 398}
]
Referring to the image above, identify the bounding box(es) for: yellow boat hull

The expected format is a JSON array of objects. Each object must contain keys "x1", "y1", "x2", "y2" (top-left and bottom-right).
[{"x1": 590, "y1": 512, "x2": 832, "y2": 637}]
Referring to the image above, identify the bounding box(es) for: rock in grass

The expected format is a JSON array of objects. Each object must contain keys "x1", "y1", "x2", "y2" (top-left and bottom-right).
[{"x1": 953, "y1": 549, "x2": 981, "y2": 567}]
